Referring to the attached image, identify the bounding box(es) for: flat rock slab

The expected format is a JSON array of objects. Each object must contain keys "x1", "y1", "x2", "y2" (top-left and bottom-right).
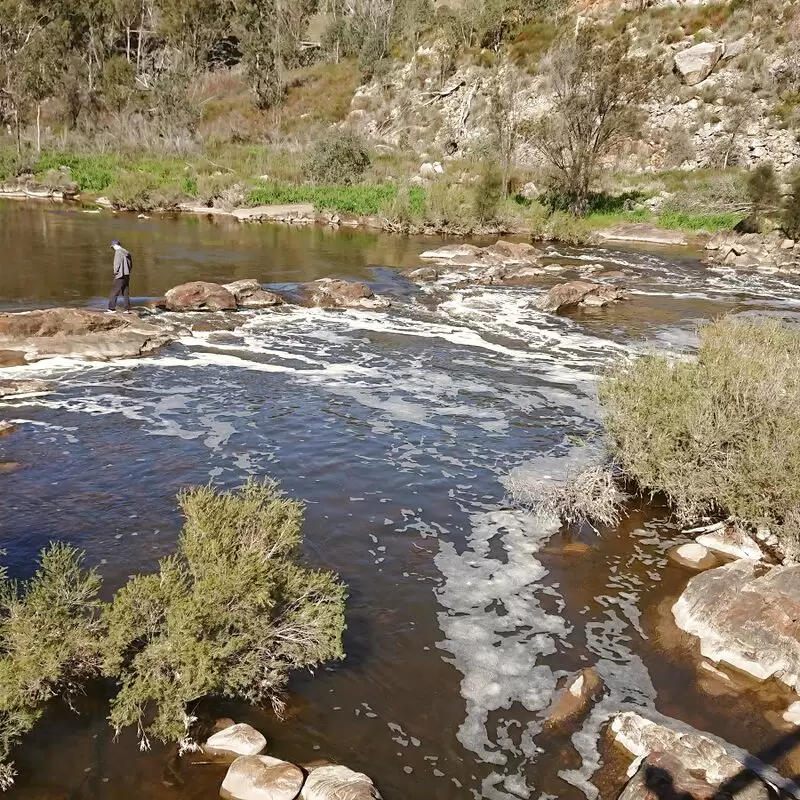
[
  {"x1": 611, "y1": 710, "x2": 794, "y2": 796},
  {"x1": 673, "y1": 559, "x2": 800, "y2": 688},
  {"x1": 596, "y1": 224, "x2": 689, "y2": 247},
  {"x1": 0, "y1": 378, "x2": 54, "y2": 398},
  {"x1": 696, "y1": 526, "x2": 763, "y2": 561},
  {"x1": 668, "y1": 542, "x2": 720, "y2": 571},
  {"x1": 301, "y1": 765, "x2": 382, "y2": 800},
  {"x1": 206, "y1": 723, "x2": 267, "y2": 757},
  {"x1": 221, "y1": 755, "x2": 305, "y2": 800},
  {"x1": 0, "y1": 309, "x2": 173, "y2": 362},
  {"x1": 232, "y1": 204, "x2": 315, "y2": 222}
]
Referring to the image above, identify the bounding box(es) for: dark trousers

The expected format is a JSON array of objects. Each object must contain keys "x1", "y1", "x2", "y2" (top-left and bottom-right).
[{"x1": 108, "y1": 275, "x2": 131, "y2": 311}]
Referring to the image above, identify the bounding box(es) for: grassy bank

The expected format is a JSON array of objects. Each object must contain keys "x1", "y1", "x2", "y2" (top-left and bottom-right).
[
  {"x1": 0, "y1": 146, "x2": 748, "y2": 238},
  {"x1": 599, "y1": 317, "x2": 800, "y2": 556}
]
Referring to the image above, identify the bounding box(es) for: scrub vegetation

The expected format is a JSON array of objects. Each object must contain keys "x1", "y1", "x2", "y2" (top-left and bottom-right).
[{"x1": 0, "y1": 481, "x2": 346, "y2": 786}]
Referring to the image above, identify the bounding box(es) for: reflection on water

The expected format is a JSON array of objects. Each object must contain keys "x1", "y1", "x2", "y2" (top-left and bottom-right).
[{"x1": 3, "y1": 200, "x2": 800, "y2": 799}]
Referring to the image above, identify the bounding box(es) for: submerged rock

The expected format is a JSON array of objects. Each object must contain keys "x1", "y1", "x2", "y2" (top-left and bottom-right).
[
  {"x1": 419, "y1": 244, "x2": 484, "y2": 265},
  {"x1": 673, "y1": 560, "x2": 800, "y2": 688},
  {"x1": 221, "y1": 755, "x2": 305, "y2": 800},
  {"x1": 301, "y1": 765, "x2": 382, "y2": 800},
  {"x1": 478, "y1": 263, "x2": 546, "y2": 286},
  {"x1": 0, "y1": 421, "x2": 15, "y2": 437},
  {"x1": 0, "y1": 308, "x2": 173, "y2": 362},
  {"x1": 543, "y1": 667, "x2": 604, "y2": 729},
  {"x1": 668, "y1": 542, "x2": 720, "y2": 571},
  {"x1": 533, "y1": 281, "x2": 627, "y2": 313},
  {"x1": 611, "y1": 711, "x2": 784, "y2": 798},
  {"x1": 205, "y1": 723, "x2": 267, "y2": 757},
  {"x1": 223, "y1": 279, "x2": 285, "y2": 309},
  {"x1": 305, "y1": 279, "x2": 391, "y2": 310},
  {"x1": 402, "y1": 266, "x2": 441, "y2": 283}
]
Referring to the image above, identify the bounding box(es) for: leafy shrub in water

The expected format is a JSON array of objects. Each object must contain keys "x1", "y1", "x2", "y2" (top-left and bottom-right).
[
  {"x1": 0, "y1": 481, "x2": 346, "y2": 780},
  {"x1": 304, "y1": 131, "x2": 370, "y2": 185},
  {"x1": 600, "y1": 317, "x2": 800, "y2": 554},
  {"x1": 0, "y1": 545, "x2": 104, "y2": 788},
  {"x1": 102, "y1": 480, "x2": 346, "y2": 748}
]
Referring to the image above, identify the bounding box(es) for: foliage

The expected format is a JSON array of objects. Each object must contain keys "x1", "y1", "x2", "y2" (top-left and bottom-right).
[
  {"x1": 657, "y1": 210, "x2": 743, "y2": 231},
  {"x1": 0, "y1": 545, "x2": 104, "y2": 787},
  {"x1": 106, "y1": 171, "x2": 183, "y2": 211},
  {"x1": 304, "y1": 131, "x2": 371, "y2": 185},
  {"x1": 533, "y1": 466, "x2": 624, "y2": 529},
  {"x1": 473, "y1": 165, "x2": 503, "y2": 222},
  {"x1": 782, "y1": 170, "x2": 800, "y2": 241},
  {"x1": 248, "y1": 181, "x2": 398, "y2": 215},
  {"x1": 600, "y1": 317, "x2": 800, "y2": 551},
  {"x1": 529, "y1": 24, "x2": 657, "y2": 215},
  {"x1": 102, "y1": 480, "x2": 347, "y2": 748},
  {"x1": 747, "y1": 162, "x2": 780, "y2": 214}
]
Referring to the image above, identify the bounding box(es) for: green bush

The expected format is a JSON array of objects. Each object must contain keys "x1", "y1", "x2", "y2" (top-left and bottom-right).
[
  {"x1": 545, "y1": 211, "x2": 596, "y2": 245},
  {"x1": 106, "y1": 171, "x2": 183, "y2": 212},
  {"x1": 0, "y1": 544, "x2": 104, "y2": 788},
  {"x1": 0, "y1": 481, "x2": 346, "y2": 777},
  {"x1": 747, "y1": 162, "x2": 780, "y2": 214},
  {"x1": 304, "y1": 131, "x2": 370, "y2": 185},
  {"x1": 102, "y1": 480, "x2": 346, "y2": 747},
  {"x1": 782, "y1": 171, "x2": 800, "y2": 241},
  {"x1": 473, "y1": 166, "x2": 503, "y2": 223},
  {"x1": 600, "y1": 317, "x2": 800, "y2": 553}
]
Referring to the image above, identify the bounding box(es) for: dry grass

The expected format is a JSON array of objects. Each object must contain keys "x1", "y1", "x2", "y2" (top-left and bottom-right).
[{"x1": 600, "y1": 316, "x2": 800, "y2": 552}]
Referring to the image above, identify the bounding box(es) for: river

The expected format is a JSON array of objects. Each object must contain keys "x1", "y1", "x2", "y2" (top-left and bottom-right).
[{"x1": 2, "y1": 198, "x2": 800, "y2": 799}]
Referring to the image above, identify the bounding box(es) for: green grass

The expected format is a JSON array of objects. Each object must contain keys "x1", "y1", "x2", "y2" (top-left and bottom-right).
[{"x1": 658, "y1": 210, "x2": 744, "y2": 231}]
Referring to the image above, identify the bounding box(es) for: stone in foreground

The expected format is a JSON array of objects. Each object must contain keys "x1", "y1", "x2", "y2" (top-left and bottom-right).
[
  {"x1": 673, "y1": 560, "x2": 800, "y2": 688},
  {"x1": 543, "y1": 667, "x2": 604, "y2": 729},
  {"x1": 301, "y1": 764, "x2": 382, "y2": 800},
  {"x1": 0, "y1": 308, "x2": 173, "y2": 362},
  {"x1": 306, "y1": 279, "x2": 391, "y2": 310},
  {"x1": 611, "y1": 711, "x2": 787, "y2": 798},
  {"x1": 165, "y1": 281, "x2": 238, "y2": 312},
  {"x1": 533, "y1": 281, "x2": 627, "y2": 313},
  {"x1": 695, "y1": 525, "x2": 763, "y2": 561},
  {"x1": 223, "y1": 280, "x2": 284, "y2": 309},
  {"x1": 221, "y1": 755, "x2": 304, "y2": 800},
  {"x1": 206, "y1": 723, "x2": 267, "y2": 757},
  {"x1": 673, "y1": 41, "x2": 725, "y2": 86},
  {"x1": 668, "y1": 542, "x2": 719, "y2": 571}
]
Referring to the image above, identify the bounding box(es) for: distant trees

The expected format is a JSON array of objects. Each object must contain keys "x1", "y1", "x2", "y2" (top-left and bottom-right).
[{"x1": 530, "y1": 25, "x2": 657, "y2": 215}]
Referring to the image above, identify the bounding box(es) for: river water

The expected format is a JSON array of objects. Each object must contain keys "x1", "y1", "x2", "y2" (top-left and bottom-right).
[{"x1": 2, "y1": 199, "x2": 800, "y2": 800}]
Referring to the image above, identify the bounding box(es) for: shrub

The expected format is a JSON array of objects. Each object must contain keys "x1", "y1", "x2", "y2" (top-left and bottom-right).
[
  {"x1": 473, "y1": 166, "x2": 503, "y2": 223},
  {"x1": 545, "y1": 211, "x2": 596, "y2": 245},
  {"x1": 304, "y1": 131, "x2": 370, "y2": 185},
  {"x1": 106, "y1": 171, "x2": 183, "y2": 212},
  {"x1": 600, "y1": 317, "x2": 800, "y2": 552},
  {"x1": 747, "y1": 162, "x2": 780, "y2": 214},
  {"x1": 102, "y1": 480, "x2": 346, "y2": 748},
  {"x1": 195, "y1": 173, "x2": 245, "y2": 209},
  {"x1": 782, "y1": 171, "x2": 800, "y2": 241},
  {"x1": 0, "y1": 545, "x2": 104, "y2": 787}
]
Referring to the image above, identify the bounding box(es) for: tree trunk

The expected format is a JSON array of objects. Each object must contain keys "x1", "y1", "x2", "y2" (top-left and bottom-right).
[
  {"x1": 15, "y1": 105, "x2": 21, "y2": 157},
  {"x1": 36, "y1": 103, "x2": 41, "y2": 153},
  {"x1": 126, "y1": 26, "x2": 132, "y2": 62}
]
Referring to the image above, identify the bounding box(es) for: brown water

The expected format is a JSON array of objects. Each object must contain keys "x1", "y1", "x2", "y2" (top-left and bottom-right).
[{"x1": 2, "y1": 198, "x2": 800, "y2": 800}]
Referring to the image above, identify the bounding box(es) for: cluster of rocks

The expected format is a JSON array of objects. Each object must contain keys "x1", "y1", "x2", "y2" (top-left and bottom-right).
[
  {"x1": 705, "y1": 231, "x2": 800, "y2": 273},
  {"x1": 203, "y1": 721, "x2": 380, "y2": 800},
  {"x1": 0, "y1": 170, "x2": 80, "y2": 202}
]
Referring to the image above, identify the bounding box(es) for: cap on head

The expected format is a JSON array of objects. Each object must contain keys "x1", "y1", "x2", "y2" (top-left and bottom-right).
[{"x1": 111, "y1": 240, "x2": 121, "y2": 248}]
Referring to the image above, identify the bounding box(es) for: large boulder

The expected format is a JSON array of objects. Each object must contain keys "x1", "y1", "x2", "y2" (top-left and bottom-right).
[
  {"x1": 610, "y1": 711, "x2": 788, "y2": 797},
  {"x1": 672, "y1": 560, "x2": 800, "y2": 688},
  {"x1": 223, "y1": 280, "x2": 284, "y2": 309},
  {"x1": 305, "y1": 279, "x2": 390, "y2": 310},
  {"x1": 485, "y1": 240, "x2": 540, "y2": 264},
  {"x1": 205, "y1": 723, "x2": 267, "y2": 757},
  {"x1": 164, "y1": 281, "x2": 237, "y2": 312},
  {"x1": 301, "y1": 765, "x2": 381, "y2": 800},
  {"x1": 705, "y1": 232, "x2": 799, "y2": 273},
  {"x1": 221, "y1": 755, "x2": 305, "y2": 800},
  {"x1": 0, "y1": 309, "x2": 173, "y2": 362},
  {"x1": 674, "y1": 42, "x2": 725, "y2": 85},
  {"x1": 533, "y1": 281, "x2": 627, "y2": 313}
]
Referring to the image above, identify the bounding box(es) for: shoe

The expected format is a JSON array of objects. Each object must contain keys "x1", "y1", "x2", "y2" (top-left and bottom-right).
[{"x1": 105, "y1": 309, "x2": 116, "y2": 314}]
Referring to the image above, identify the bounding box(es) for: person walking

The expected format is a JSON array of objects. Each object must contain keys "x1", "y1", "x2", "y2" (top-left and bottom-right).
[{"x1": 108, "y1": 240, "x2": 133, "y2": 312}]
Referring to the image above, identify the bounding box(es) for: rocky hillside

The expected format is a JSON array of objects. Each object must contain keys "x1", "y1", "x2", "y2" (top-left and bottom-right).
[{"x1": 345, "y1": 0, "x2": 800, "y2": 176}]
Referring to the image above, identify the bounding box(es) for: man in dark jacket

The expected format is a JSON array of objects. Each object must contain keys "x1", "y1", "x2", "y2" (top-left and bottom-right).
[{"x1": 108, "y1": 240, "x2": 133, "y2": 312}]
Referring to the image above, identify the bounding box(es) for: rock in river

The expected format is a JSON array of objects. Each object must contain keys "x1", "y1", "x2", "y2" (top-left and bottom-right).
[
  {"x1": 223, "y1": 279, "x2": 284, "y2": 309},
  {"x1": 0, "y1": 421, "x2": 16, "y2": 437},
  {"x1": 533, "y1": 281, "x2": 627, "y2": 313},
  {"x1": 305, "y1": 279, "x2": 391, "y2": 310},
  {"x1": 673, "y1": 559, "x2": 800, "y2": 688},
  {"x1": 165, "y1": 281, "x2": 238, "y2": 312},
  {"x1": 205, "y1": 723, "x2": 267, "y2": 757},
  {"x1": 0, "y1": 308, "x2": 173, "y2": 362},
  {"x1": 543, "y1": 667, "x2": 604, "y2": 729},
  {"x1": 302, "y1": 765, "x2": 382, "y2": 800},
  {"x1": 0, "y1": 378, "x2": 54, "y2": 398},
  {"x1": 221, "y1": 755, "x2": 305, "y2": 800},
  {"x1": 611, "y1": 711, "x2": 788, "y2": 798}
]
